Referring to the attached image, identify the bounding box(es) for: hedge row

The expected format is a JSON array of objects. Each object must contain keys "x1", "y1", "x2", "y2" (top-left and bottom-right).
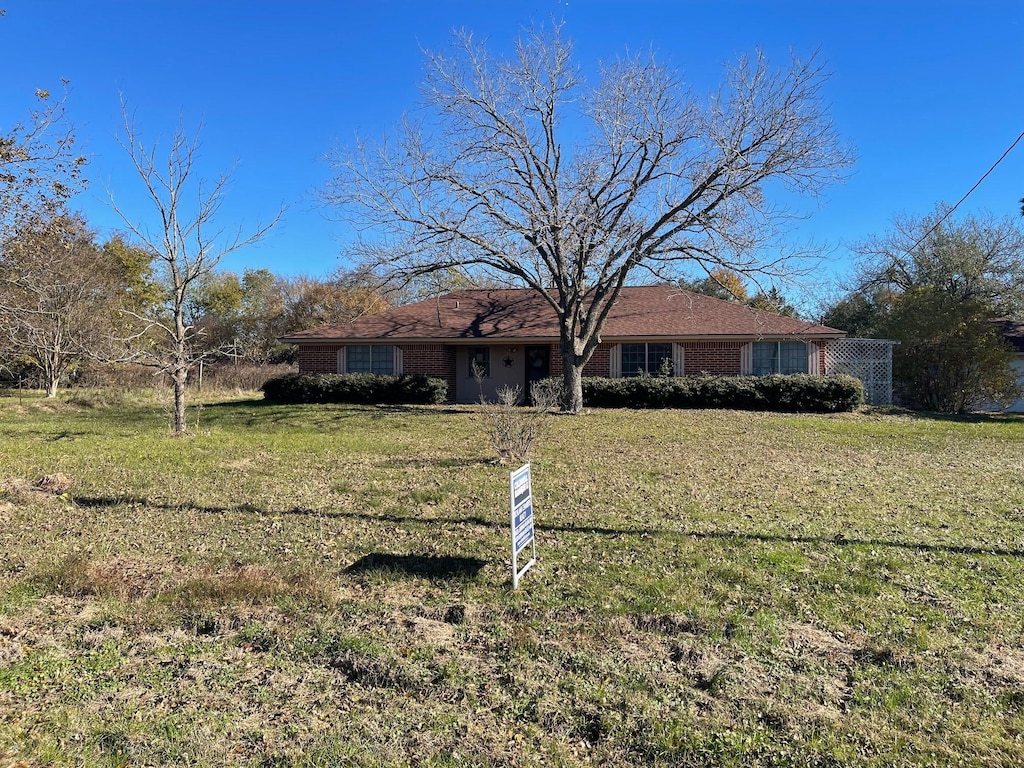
[
  {"x1": 539, "y1": 374, "x2": 864, "y2": 413},
  {"x1": 260, "y1": 372, "x2": 448, "y2": 405},
  {"x1": 261, "y1": 371, "x2": 862, "y2": 411}
]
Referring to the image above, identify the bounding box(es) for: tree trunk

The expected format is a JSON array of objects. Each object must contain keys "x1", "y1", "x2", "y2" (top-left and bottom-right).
[
  {"x1": 171, "y1": 301, "x2": 190, "y2": 434},
  {"x1": 171, "y1": 358, "x2": 188, "y2": 434},
  {"x1": 42, "y1": 354, "x2": 59, "y2": 397},
  {"x1": 560, "y1": 339, "x2": 584, "y2": 414}
]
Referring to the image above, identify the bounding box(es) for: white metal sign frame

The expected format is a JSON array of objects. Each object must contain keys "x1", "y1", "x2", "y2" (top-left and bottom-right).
[{"x1": 509, "y1": 462, "x2": 536, "y2": 589}]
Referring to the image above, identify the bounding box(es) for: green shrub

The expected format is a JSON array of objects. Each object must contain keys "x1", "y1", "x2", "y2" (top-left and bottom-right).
[
  {"x1": 261, "y1": 372, "x2": 448, "y2": 405},
  {"x1": 535, "y1": 374, "x2": 862, "y2": 412}
]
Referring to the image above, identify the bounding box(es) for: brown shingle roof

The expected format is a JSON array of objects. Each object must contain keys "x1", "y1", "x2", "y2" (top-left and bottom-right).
[
  {"x1": 994, "y1": 318, "x2": 1024, "y2": 354},
  {"x1": 280, "y1": 286, "x2": 845, "y2": 343}
]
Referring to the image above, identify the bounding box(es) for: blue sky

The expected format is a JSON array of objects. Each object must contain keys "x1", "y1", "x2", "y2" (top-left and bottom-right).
[{"x1": 3, "y1": 1, "x2": 1022, "y2": 292}]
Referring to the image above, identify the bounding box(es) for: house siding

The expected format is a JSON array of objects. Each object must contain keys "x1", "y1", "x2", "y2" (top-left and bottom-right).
[
  {"x1": 301, "y1": 340, "x2": 751, "y2": 378},
  {"x1": 297, "y1": 342, "x2": 459, "y2": 403},
  {"x1": 296, "y1": 339, "x2": 823, "y2": 404}
]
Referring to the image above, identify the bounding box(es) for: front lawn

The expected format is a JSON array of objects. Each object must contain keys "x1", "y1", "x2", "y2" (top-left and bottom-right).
[{"x1": 1, "y1": 392, "x2": 1022, "y2": 766}]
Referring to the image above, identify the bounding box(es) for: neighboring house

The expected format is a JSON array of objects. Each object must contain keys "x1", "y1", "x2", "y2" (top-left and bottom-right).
[
  {"x1": 994, "y1": 319, "x2": 1024, "y2": 413},
  {"x1": 280, "y1": 285, "x2": 847, "y2": 404}
]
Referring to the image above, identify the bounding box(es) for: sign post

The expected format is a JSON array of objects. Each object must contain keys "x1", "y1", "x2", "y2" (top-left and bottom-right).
[{"x1": 509, "y1": 462, "x2": 536, "y2": 589}]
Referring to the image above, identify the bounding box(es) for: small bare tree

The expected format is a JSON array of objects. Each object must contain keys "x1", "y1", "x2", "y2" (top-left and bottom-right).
[
  {"x1": 110, "y1": 103, "x2": 280, "y2": 433},
  {"x1": 472, "y1": 364, "x2": 559, "y2": 464},
  {"x1": 325, "y1": 25, "x2": 854, "y2": 412}
]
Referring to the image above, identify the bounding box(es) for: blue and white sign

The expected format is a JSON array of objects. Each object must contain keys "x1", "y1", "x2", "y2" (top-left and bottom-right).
[{"x1": 509, "y1": 462, "x2": 536, "y2": 589}]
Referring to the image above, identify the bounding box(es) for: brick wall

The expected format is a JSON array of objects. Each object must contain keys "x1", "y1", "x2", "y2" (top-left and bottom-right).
[
  {"x1": 583, "y1": 344, "x2": 612, "y2": 376},
  {"x1": 398, "y1": 344, "x2": 457, "y2": 402},
  {"x1": 539, "y1": 340, "x2": 745, "y2": 377},
  {"x1": 681, "y1": 341, "x2": 744, "y2": 375},
  {"x1": 297, "y1": 344, "x2": 342, "y2": 373},
  {"x1": 548, "y1": 343, "x2": 564, "y2": 376},
  {"x1": 546, "y1": 342, "x2": 613, "y2": 377},
  {"x1": 299, "y1": 339, "x2": 760, "y2": 392},
  {"x1": 298, "y1": 343, "x2": 459, "y2": 403}
]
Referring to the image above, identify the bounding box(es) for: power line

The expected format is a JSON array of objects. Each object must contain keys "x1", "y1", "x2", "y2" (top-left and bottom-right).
[{"x1": 903, "y1": 128, "x2": 1024, "y2": 254}]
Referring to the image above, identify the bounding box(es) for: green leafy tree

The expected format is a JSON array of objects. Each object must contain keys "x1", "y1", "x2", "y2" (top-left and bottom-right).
[
  {"x1": 750, "y1": 285, "x2": 798, "y2": 317},
  {"x1": 820, "y1": 285, "x2": 893, "y2": 337},
  {"x1": 880, "y1": 287, "x2": 1019, "y2": 412},
  {"x1": 189, "y1": 268, "x2": 284, "y2": 363},
  {"x1": 826, "y1": 205, "x2": 1024, "y2": 412},
  {"x1": 103, "y1": 235, "x2": 161, "y2": 311}
]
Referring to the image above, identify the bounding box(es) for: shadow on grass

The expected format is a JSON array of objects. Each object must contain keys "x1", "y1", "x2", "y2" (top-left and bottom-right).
[
  {"x1": 198, "y1": 400, "x2": 469, "y2": 430},
  {"x1": 345, "y1": 553, "x2": 486, "y2": 579},
  {"x1": 867, "y1": 405, "x2": 1024, "y2": 424},
  {"x1": 686, "y1": 530, "x2": 1024, "y2": 559},
  {"x1": 383, "y1": 457, "x2": 494, "y2": 468},
  {"x1": 203, "y1": 399, "x2": 467, "y2": 415},
  {"x1": 72, "y1": 495, "x2": 1024, "y2": 559}
]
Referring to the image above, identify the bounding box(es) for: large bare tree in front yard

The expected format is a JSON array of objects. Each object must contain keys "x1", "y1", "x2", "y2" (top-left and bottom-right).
[
  {"x1": 325, "y1": 26, "x2": 854, "y2": 412},
  {"x1": 112, "y1": 106, "x2": 279, "y2": 433}
]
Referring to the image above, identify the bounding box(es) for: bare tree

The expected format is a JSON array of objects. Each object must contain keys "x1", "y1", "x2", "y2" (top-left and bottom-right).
[
  {"x1": 111, "y1": 104, "x2": 280, "y2": 433},
  {"x1": 325, "y1": 26, "x2": 853, "y2": 412},
  {"x1": 0, "y1": 214, "x2": 119, "y2": 396}
]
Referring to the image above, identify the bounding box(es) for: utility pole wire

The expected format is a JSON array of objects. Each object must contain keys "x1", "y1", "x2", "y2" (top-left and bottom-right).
[{"x1": 902, "y1": 128, "x2": 1024, "y2": 256}]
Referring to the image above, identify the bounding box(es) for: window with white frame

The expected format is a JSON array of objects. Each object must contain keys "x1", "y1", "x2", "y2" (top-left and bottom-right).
[
  {"x1": 752, "y1": 341, "x2": 808, "y2": 375},
  {"x1": 345, "y1": 345, "x2": 396, "y2": 375},
  {"x1": 621, "y1": 342, "x2": 674, "y2": 376}
]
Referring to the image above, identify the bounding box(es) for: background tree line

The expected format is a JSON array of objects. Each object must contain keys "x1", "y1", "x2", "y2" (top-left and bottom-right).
[{"x1": 0, "y1": 213, "x2": 388, "y2": 394}]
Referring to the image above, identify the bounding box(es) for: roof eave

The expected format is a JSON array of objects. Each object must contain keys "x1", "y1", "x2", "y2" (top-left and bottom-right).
[{"x1": 283, "y1": 331, "x2": 847, "y2": 344}]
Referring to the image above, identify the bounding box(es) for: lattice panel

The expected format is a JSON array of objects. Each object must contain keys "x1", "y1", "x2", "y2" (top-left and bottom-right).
[{"x1": 823, "y1": 338, "x2": 898, "y2": 405}]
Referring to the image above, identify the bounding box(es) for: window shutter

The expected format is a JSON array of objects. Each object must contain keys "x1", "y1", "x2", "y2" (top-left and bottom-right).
[
  {"x1": 393, "y1": 346, "x2": 403, "y2": 375},
  {"x1": 672, "y1": 343, "x2": 684, "y2": 376},
  {"x1": 337, "y1": 347, "x2": 346, "y2": 374},
  {"x1": 609, "y1": 344, "x2": 622, "y2": 378},
  {"x1": 806, "y1": 342, "x2": 820, "y2": 375},
  {"x1": 740, "y1": 343, "x2": 753, "y2": 375}
]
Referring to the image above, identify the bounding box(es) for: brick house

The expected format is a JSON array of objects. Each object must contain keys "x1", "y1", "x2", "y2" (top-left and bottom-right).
[{"x1": 280, "y1": 285, "x2": 847, "y2": 404}]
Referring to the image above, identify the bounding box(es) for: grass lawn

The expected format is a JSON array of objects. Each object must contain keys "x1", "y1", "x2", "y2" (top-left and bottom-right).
[{"x1": 1, "y1": 390, "x2": 1023, "y2": 766}]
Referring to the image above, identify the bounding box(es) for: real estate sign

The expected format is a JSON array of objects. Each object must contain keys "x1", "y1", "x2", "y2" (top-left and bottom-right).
[{"x1": 509, "y1": 462, "x2": 536, "y2": 589}]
